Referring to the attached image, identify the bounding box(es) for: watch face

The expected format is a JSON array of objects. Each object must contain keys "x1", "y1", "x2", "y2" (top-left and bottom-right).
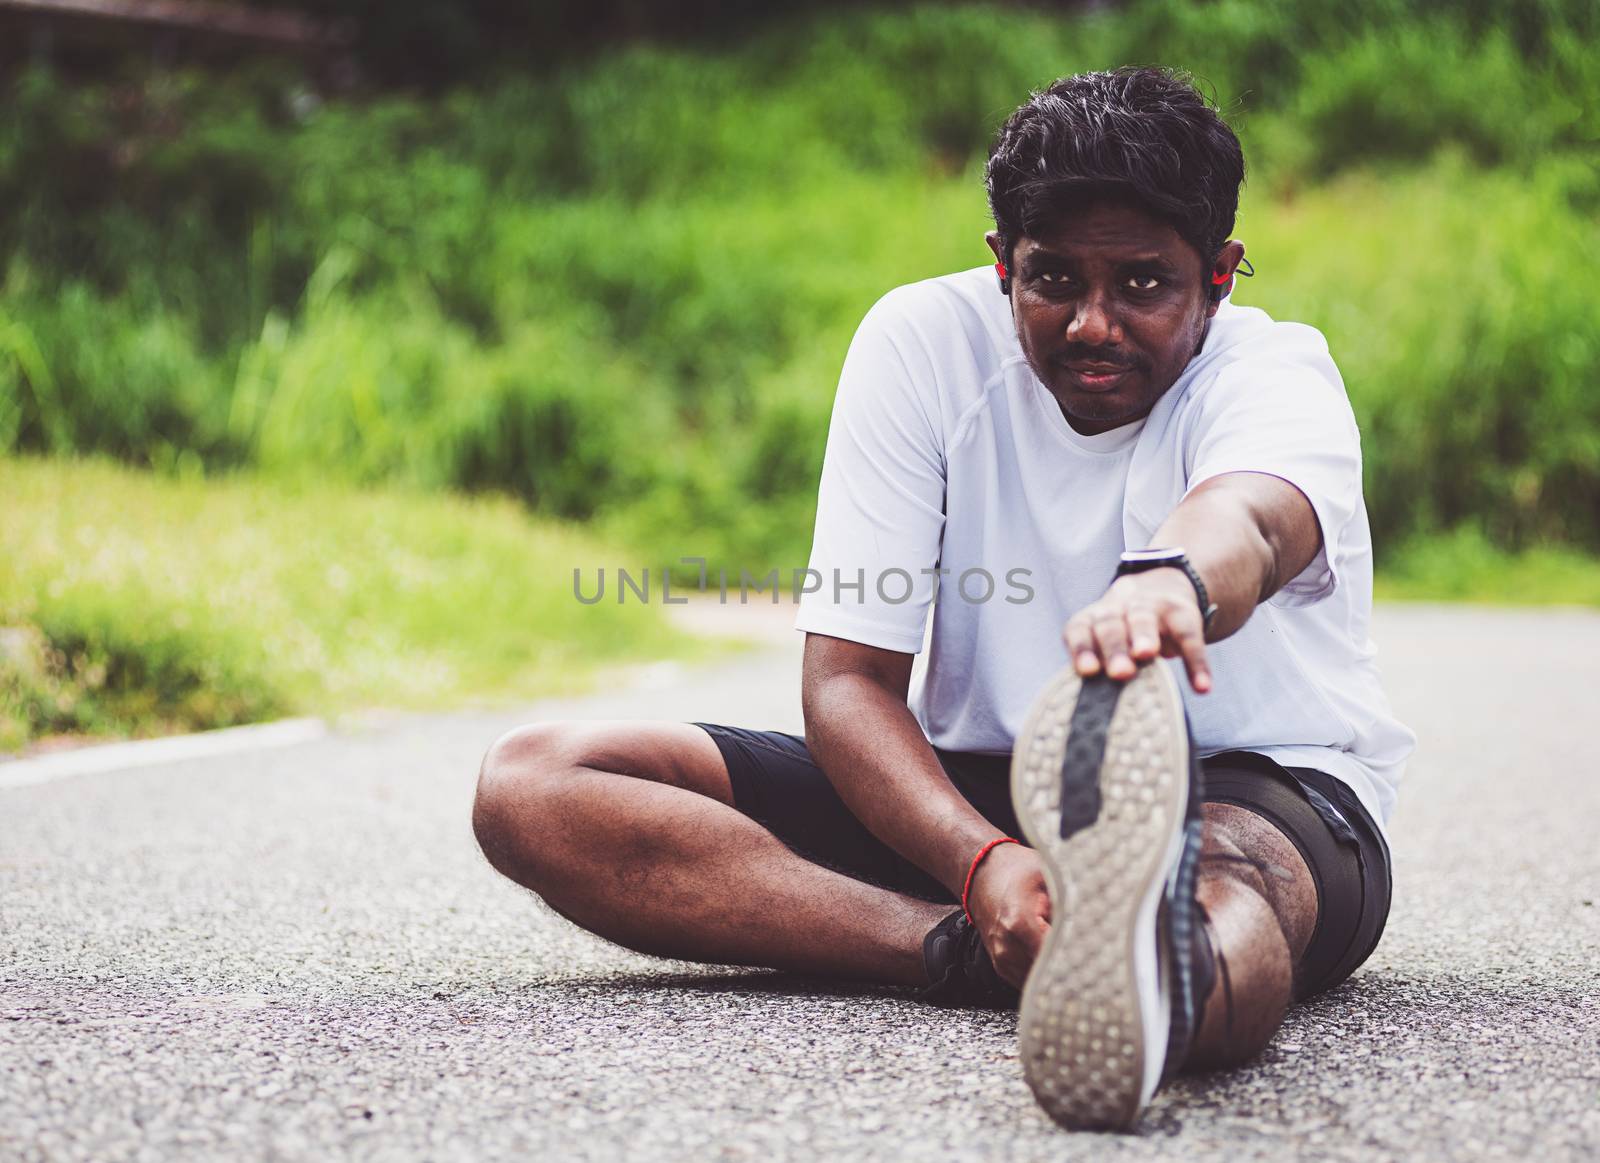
[{"x1": 1121, "y1": 548, "x2": 1185, "y2": 566}]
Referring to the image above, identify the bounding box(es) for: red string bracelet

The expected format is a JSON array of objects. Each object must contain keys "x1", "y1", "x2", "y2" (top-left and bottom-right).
[{"x1": 961, "y1": 836, "x2": 1021, "y2": 924}]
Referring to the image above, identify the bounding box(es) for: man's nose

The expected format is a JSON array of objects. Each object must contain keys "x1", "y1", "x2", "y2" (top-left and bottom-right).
[{"x1": 1066, "y1": 290, "x2": 1119, "y2": 347}]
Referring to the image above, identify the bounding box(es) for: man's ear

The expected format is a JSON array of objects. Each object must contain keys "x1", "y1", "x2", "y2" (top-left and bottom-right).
[
  {"x1": 1205, "y1": 240, "x2": 1248, "y2": 317},
  {"x1": 985, "y1": 231, "x2": 1012, "y2": 296}
]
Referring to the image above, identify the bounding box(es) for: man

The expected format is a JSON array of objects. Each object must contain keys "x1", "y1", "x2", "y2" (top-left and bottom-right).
[{"x1": 471, "y1": 67, "x2": 1413, "y2": 1132}]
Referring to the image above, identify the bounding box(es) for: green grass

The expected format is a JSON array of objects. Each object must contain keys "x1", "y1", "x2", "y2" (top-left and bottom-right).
[
  {"x1": 0, "y1": 457, "x2": 704, "y2": 754},
  {"x1": 1378, "y1": 528, "x2": 1600, "y2": 607}
]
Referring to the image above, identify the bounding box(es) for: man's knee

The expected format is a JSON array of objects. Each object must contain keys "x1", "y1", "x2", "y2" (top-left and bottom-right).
[
  {"x1": 472, "y1": 719, "x2": 732, "y2": 873},
  {"x1": 473, "y1": 721, "x2": 578, "y2": 878},
  {"x1": 1200, "y1": 802, "x2": 1318, "y2": 961},
  {"x1": 472, "y1": 719, "x2": 735, "y2": 892}
]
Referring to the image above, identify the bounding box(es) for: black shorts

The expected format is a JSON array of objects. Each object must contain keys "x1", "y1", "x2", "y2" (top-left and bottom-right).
[{"x1": 693, "y1": 723, "x2": 1392, "y2": 1001}]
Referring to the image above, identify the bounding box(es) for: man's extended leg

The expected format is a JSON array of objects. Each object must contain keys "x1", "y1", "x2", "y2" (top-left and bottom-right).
[
  {"x1": 471, "y1": 720, "x2": 951, "y2": 985},
  {"x1": 1006, "y1": 661, "x2": 1375, "y2": 1130}
]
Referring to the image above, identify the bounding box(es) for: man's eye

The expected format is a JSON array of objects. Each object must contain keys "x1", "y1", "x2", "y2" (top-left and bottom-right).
[
  {"x1": 1040, "y1": 271, "x2": 1069, "y2": 284},
  {"x1": 1127, "y1": 274, "x2": 1161, "y2": 290}
]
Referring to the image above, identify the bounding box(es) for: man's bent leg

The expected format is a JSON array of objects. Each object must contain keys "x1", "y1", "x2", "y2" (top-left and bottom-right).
[
  {"x1": 472, "y1": 720, "x2": 950, "y2": 986},
  {"x1": 1185, "y1": 801, "x2": 1319, "y2": 1069}
]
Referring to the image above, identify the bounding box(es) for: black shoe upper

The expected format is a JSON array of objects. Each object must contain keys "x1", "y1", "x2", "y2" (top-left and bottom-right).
[{"x1": 918, "y1": 908, "x2": 1019, "y2": 1010}]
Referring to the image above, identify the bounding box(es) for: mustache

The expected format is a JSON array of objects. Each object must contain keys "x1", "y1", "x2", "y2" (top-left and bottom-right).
[{"x1": 1056, "y1": 345, "x2": 1145, "y2": 371}]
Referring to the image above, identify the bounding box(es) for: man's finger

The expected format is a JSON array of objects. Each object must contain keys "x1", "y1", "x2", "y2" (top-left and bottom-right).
[
  {"x1": 1063, "y1": 614, "x2": 1101, "y2": 676},
  {"x1": 1164, "y1": 607, "x2": 1212, "y2": 693},
  {"x1": 991, "y1": 922, "x2": 1048, "y2": 988},
  {"x1": 1016, "y1": 914, "x2": 1048, "y2": 962},
  {"x1": 1091, "y1": 610, "x2": 1136, "y2": 680},
  {"x1": 1125, "y1": 602, "x2": 1162, "y2": 661},
  {"x1": 994, "y1": 951, "x2": 1029, "y2": 990}
]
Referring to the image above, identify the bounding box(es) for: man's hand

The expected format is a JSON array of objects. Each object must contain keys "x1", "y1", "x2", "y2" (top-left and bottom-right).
[
  {"x1": 1063, "y1": 568, "x2": 1212, "y2": 693},
  {"x1": 965, "y1": 842, "x2": 1051, "y2": 988}
]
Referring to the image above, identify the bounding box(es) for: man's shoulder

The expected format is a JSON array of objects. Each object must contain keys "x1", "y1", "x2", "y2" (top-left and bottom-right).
[
  {"x1": 1204, "y1": 301, "x2": 1337, "y2": 377},
  {"x1": 1162, "y1": 301, "x2": 1357, "y2": 451},
  {"x1": 1175, "y1": 300, "x2": 1349, "y2": 417}
]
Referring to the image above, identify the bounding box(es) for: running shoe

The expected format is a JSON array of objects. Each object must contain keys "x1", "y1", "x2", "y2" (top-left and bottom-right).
[
  {"x1": 920, "y1": 907, "x2": 1019, "y2": 1009},
  {"x1": 1009, "y1": 660, "x2": 1210, "y2": 1131}
]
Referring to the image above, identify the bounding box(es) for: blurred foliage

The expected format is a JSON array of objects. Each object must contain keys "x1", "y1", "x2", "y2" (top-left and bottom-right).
[
  {"x1": 0, "y1": 457, "x2": 699, "y2": 752},
  {"x1": 1377, "y1": 525, "x2": 1600, "y2": 607},
  {"x1": 259, "y1": 0, "x2": 883, "y2": 85},
  {"x1": 1, "y1": 0, "x2": 1597, "y2": 584},
  {"x1": 1242, "y1": 158, "x2": 1600, "y2": 552}
]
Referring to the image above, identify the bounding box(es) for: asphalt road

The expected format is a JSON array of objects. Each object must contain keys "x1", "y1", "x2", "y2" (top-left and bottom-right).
[{"x1": 3, "y1": 604, "x2": 1598, "y2": 1162}]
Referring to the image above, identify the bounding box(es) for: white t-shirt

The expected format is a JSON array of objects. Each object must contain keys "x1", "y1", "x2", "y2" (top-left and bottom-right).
[{"x1": 794, "y1": 264, "x2": 1415, "y2": 833}]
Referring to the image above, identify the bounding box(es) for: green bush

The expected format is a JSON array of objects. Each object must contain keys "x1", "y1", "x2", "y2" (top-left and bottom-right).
[
  {"x1": 1253, "y1": 20, "x2": 1575, "y2": 177},
  {"x1": 0, "y1": 592, "x2": 287, "y2": 752},
  {"x1": 1241, "y1": 157, "x2": 1600, "y2": 552},
  {"x1": 1, "y1": 1, "x2": 1596, "y2": 580},
  {"x1": 1, "y1": 286, "x2": 229, "y2": 462}
]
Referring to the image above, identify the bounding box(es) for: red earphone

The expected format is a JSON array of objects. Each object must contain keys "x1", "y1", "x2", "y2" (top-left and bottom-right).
[{"x1": 1209, "y1": 257, "x2": 1254, "y2": 302}]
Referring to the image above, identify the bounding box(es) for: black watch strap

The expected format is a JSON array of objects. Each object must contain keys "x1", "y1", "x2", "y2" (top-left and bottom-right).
[{"x1": 1115, "y1": 549, "x2": 1218, "y2": 632}]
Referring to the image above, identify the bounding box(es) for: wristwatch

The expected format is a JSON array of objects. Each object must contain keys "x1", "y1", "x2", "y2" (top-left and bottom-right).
[{"x1": 1114, "y1": 548, "x2": 1218, "y2": 633}]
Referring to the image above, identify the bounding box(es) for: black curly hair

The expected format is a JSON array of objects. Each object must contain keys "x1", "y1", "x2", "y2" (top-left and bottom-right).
[{"x1": 985, "y1": 68, "x2": 1245, "y2": 268}]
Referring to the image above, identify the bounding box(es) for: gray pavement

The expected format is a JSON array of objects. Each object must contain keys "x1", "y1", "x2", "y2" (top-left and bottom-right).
[{"x1": 3, "y1": 604, "x2": 1599, "y2": 1162}]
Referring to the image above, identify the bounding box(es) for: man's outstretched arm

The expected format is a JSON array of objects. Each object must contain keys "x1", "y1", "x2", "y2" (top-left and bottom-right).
[
  {"x1": 1065, "y1": 470, "x2": 1325, "y2": 691},
  {"x1": 801, "y1": 633, "x2": 1050, "y2": 986}
]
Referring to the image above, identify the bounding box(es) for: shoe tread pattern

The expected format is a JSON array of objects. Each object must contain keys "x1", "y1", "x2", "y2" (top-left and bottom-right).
[
  {"x1": 1010, "y1": 662, "x2": 1189, "y2": 1132},
  {"x1": 1058, "y1": 677, "x2": 1119, "y2": 839}
]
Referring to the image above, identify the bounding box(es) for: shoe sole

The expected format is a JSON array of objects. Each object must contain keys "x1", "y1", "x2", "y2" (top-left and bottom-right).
[{"x1": 1010, "y1": 661, "x2": 1191, "y2": 1131}]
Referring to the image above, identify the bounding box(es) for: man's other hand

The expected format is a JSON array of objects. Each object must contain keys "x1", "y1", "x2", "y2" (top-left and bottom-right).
[
  {"x1": 966, "y1": 841, "x2": 1051, "y2": 988},
  {"x1": 1063, "y1": 569, "x2": 1212, "y2": 693}
]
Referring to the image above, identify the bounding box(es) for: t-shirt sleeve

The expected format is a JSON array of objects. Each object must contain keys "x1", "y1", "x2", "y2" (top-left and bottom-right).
[
  {"x1": 793, "y1": 292, "x2": 947, "y2": 653},
  {"x1": 1182, "y1": 337, "x2": 1363, "y2": 608}
]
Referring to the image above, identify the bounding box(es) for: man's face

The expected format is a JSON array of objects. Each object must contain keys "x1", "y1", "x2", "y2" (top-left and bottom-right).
[{"x1": 988, "y1": 201, "x2": 1238, "y2": 435}]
